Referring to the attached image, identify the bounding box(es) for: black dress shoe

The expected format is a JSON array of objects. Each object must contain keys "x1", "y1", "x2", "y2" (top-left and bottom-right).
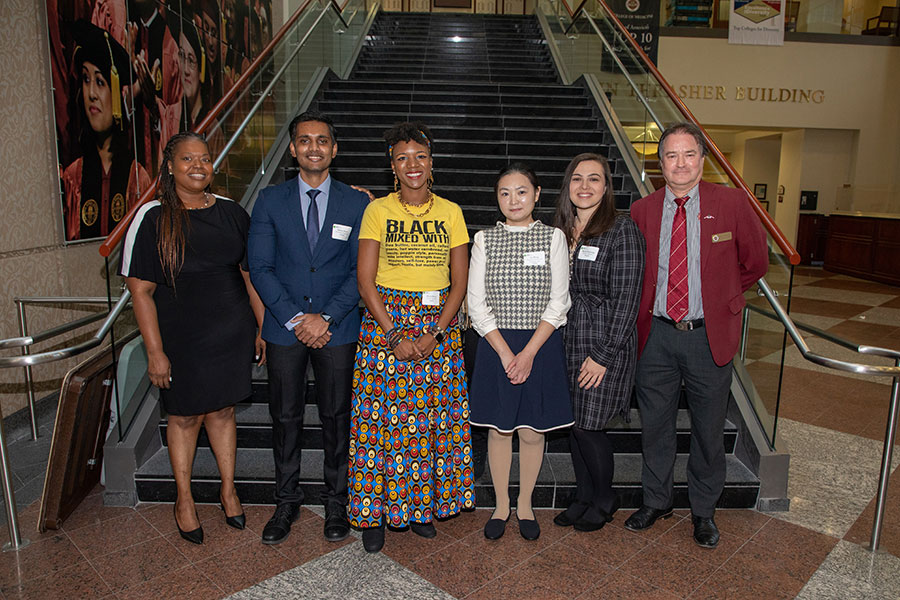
[
  {"x1": 411, "y1": 522, "x2": 436, "y2": 538},
  {"x1": 573, "y1": 508, "x2": 615, "y2": 533},
  {"x1": 324, "y1": 505, "x2": 350, "y2": 542},
  {"x1": 624, "y1": 505, "x2": 674, "y2": 531},
  {"x1": 553, "y1": 501, "x2": 588, "y2": 527},
  {"x1": 261, "y1": 503, "x2": 300, "y2": 545},
  {"x1": 220, "y1": 504, "x2": 246, "y2": 530},
  {"x1": 692, "y1": 515, "x2": 720, "y2": 549},
  {"x1": 174, "y1": 505, "x2": 203, "y2": 545},
  {"x1": 517, "y1": 515, "x2": 540, "y2": 541},
  {"x1": 483, "y1": 512, "x2": 510, "y2": 540},
  {"x1": 362, "y1": 525, "x2": 385, "y2": 553}
]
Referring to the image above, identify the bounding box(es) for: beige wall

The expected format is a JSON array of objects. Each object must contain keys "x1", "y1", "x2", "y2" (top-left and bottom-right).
[
  {"x1": 657, "y1": 36, "x2": 900, "y2": 217},
  {"x1": 0, "y1": 0, "x2": 113, "y2": 416}
]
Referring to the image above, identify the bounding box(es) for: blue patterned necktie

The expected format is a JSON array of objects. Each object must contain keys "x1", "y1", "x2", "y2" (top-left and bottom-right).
[{"x1": 306, "y1": 189, "x2": 321, "y2": 252}]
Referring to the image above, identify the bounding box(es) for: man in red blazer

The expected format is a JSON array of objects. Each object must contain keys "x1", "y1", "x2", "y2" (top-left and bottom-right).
[{"x1": 625, "y1": 123, "x2": 768, "y2": 548}]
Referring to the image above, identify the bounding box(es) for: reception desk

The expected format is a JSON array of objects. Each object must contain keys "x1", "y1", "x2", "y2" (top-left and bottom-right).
[{"x1": 816, "y1": 212, "x2": 900, "y2": 286}]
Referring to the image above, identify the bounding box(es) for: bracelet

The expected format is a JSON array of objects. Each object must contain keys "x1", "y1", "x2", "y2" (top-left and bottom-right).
[{"x1": 385, "y1": 327, "x2": 404, "y2": 350}]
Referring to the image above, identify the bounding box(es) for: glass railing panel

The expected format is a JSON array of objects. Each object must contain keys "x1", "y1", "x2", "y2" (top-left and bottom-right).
[
  {"x1": 208, "y1": 0, "x2": 368, "y2": 205},
  {"x1": 110, "y1": 0, "x2": 370, "y2": 441},
  {"x1": 538, "y1": 0, "x2": 796, "y2": 447}
]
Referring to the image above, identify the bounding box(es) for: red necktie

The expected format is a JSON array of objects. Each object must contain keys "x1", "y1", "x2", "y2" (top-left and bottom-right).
[{"x1": 666, "y1": 196, "x2": 689, "y2": 322}]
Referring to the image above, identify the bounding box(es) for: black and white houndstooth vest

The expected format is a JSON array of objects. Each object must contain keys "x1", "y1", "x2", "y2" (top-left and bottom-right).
[{"x1": 483, "y1": 222, "x2": 554, "y2": 330}]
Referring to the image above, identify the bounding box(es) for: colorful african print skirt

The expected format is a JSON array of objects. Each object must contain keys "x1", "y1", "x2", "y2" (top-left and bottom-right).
[{"x1": 348, "y1": 286, "x2": 475, "y2": 529}]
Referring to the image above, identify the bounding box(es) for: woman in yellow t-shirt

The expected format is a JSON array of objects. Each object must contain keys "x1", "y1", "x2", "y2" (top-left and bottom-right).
[{"x1": 349, "y1": 122, "x2": 474, "y2": 553}]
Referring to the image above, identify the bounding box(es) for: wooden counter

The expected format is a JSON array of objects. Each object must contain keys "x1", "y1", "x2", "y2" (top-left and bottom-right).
[{"x1": 822, "y1": 213, "x2": 900, "y2": 286}]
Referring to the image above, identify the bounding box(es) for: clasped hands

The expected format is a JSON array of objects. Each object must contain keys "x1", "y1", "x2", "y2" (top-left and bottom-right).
[
  {"x1": 498, "y1": 349, "x2": 536, "y2": 385},
  {"x1": 290, "y1": 313, "x2": 331, "y2": 348},
  {"x1": 392, "y1": 333, "x2": 437, "y2": 362}
]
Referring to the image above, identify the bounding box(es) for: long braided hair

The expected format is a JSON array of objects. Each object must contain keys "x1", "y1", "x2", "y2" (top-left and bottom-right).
[{"x1": 156, "y1": 131, "x2": 210, "y2": 285}]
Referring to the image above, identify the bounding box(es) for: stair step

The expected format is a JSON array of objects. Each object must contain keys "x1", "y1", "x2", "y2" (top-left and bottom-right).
[{"x1": 134, "y1": 448, "x2": 757, "y2": 509}]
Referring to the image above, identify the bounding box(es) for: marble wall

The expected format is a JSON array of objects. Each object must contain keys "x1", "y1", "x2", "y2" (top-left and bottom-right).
[{"x1": 0, "y1": 0, "x2": 114, "y2": 417}]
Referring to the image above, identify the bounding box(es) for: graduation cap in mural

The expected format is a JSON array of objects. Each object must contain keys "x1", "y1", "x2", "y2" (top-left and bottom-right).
[{"x1": 70, "y1": 19, "x2": 131, "y2": 130}]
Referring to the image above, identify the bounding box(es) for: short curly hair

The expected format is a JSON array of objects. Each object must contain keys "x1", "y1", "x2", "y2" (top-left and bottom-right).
[{"x1": 383, "y1": 121, "x2": 434, "y2": 159}]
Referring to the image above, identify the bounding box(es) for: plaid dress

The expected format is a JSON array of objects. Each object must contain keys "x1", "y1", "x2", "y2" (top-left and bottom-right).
[{"x1": 566, "y1": 215, "x2": 646, "y2": 430}]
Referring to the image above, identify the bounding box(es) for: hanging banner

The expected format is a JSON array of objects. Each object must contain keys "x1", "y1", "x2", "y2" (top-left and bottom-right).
[
  {"x1": 607, "y1": 0, "x2": 661, "y2": 65},
  {"x1": 728, "y1": 0, "x2": 785, "y2": 45}
]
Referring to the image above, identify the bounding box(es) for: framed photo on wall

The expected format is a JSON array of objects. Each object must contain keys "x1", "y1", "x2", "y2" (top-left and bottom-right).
[{"x1": 754, "y1": 184, "x2": 767, "y2": 200}]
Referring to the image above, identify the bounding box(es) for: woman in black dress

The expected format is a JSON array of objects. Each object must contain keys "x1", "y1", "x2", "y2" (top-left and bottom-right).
[
  {"x1": 122, "y1": 132, "x2": 266, "y2": 544},
  {"x1": 552, "y1": 153, "x2": 645, "y2": 531}
]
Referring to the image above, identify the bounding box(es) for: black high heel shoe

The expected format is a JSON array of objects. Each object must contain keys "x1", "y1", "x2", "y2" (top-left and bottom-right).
[
  {"x1": 174, "y1": 505, "x2": 204, "y2": 544},
  {"x1": 220, "y1": 504, "x2": 246, "y2": 530}
]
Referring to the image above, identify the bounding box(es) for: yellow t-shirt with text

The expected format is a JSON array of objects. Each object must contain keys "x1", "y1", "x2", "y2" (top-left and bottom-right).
[{"x1": 359, "y1": 193, "x2": 469, "y2": 291}]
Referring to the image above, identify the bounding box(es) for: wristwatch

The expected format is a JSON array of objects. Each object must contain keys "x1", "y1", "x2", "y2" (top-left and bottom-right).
[
  {"x1": 321, "y1": 314, "x2": 334, "y2": 328},
  {"x1": 427, "y1": 323, "x2": 446, "y2": 344}
]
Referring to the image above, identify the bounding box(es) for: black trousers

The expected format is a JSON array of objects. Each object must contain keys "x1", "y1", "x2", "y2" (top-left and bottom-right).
[
  {"x1": 634, "y1": 319, "x2": 733, "y2": 518},
  {"x1": 266, "y1": 340, "x2": 355, "y2": 506}
]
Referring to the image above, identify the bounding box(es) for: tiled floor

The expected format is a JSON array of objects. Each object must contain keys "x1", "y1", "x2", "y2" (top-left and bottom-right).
[{"x1": 1, "y1": 266, "x2": 899, "y2": 599}]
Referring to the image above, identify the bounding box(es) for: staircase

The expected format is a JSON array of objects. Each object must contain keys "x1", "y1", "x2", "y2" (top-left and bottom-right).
[{"x1": 133, "y1": 12, "x2": 760, "y2": 510}]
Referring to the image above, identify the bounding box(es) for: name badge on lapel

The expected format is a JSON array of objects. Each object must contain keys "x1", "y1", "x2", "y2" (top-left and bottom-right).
[
  {"x1": 578, "y1": 245, "x2": 599, "y2": 261},
  {"x1": 712, "y1": 231, "x2": 733, "y2": 243},
  {"x1": 332, "y1": 224, "x2": 352, "y2": 241},
  {"x1": 523, "y1": 251, "x2": 545, "y2": 266}
]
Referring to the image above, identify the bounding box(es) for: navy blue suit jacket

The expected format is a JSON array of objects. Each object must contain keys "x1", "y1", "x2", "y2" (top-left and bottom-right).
[{"x1": 248, "y1": 177, "x2": 368, "y2": 347}]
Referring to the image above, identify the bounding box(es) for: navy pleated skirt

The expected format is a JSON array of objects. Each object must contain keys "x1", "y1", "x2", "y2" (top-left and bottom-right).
[{"x1": 468, "y1": 329, "x2": 573, "y2": 433}]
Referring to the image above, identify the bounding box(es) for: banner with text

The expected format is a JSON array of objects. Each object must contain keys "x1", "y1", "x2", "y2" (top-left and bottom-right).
[
  {"x1": 729, "y1": 0, "x2": 784, "y2": 45},
  {"x1": 607, "y1": 0, "x2": 660, "y2": 65}
]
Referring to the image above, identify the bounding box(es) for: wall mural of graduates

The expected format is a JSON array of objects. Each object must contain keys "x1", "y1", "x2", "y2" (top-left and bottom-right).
[{"x1": 48, "y1": 0, "x2": 274, "y2": 242}]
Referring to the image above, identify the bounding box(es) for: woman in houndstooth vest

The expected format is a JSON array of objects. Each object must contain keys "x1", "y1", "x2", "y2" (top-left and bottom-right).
[
  {"x1": 552, "y1": 153, "x2": 646, "y2": 532},
  {"x1": 468, "y1": 163, "x2": 574, "y2": 542}
]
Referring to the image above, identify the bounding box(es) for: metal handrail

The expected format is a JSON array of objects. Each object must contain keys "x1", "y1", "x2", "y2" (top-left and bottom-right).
[
  {"x1": 744, "y1": 280, "x2": 900, "y2": 552},
  {"x1": 0, "y1": 291, "x2": 134, "y2": 551},
  {"x1": 0, "y1": 292, "x2": 132, "y2": 369},
  {"x1": 551, "y1": 0, "x2": 801, "y2": 264},
  {"x1": 1, "y1": 298, "x2": 123, "y2": 351}
]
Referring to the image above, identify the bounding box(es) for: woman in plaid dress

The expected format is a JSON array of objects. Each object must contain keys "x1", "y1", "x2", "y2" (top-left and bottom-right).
[{"x1": 553, "y1": 153, "x2": 646, "y2": 532}]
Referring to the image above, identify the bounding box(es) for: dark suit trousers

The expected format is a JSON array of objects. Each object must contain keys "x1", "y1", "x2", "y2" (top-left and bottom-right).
[
  {"x1": 634, "y1": 319, "x2": 732, "y2": 518},
  {"x1": 267, "y1": 339, "x2": 355, "y2": 507}
]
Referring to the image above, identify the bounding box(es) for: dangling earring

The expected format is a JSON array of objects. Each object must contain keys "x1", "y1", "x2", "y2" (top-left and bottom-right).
[
  {"x1": 427, "y1": 173, "x2": 433, "y2": 192},
  {"x1": 393, "y1": 173, "x2": 398, "y2": 192}
]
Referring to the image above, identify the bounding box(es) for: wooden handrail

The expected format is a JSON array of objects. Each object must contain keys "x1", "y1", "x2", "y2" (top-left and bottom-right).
[
  {"x1": 99, "y1": 0, "x2": 318, "y2": 257},
  {"x1": 564, "y1": 0, "x2": 801, "y2": 264}
]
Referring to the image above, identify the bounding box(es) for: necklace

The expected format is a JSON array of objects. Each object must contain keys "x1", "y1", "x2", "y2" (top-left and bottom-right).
[
  {"x1": 397, "y1": 188, "x2": 434, "y2": 218},
  {"x1": 185, "y1": 192, "x2": 212, "y2": 210}
]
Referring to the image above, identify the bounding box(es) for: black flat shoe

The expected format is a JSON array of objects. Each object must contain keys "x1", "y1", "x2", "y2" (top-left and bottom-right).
[
  {"x1": 553, "y1": 501, "x2": 588, "y2": 527},
  {"x1": 174, "y1": 505, "x2": 203, "y2": 545},
  {"x1": 220, "y1": 504, "x2": 246, "y2": 530},
  {"x1": 411, "y1": 522, "x2": 436, "y2": 538},
  {"x1": 517, "y1": 515, "x2": 540, "y2": 541},
  {"x1": 362, "y1": 525, "x2": 385, "y2": 553},
  {"x1": 483, "y1": 512, "x2": 510, "y2": 540},
  {"x1": 624, "y1": 505, "x2": 674, "y2": 532}
]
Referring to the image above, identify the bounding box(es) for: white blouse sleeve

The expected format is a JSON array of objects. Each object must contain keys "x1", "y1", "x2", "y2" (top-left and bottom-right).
[
  {"x1": 539, "y1": 227, "x2": 572, "y2": 329},
  {"x1": 466, "y1": 230, "x2": 498, "y2": 336}
]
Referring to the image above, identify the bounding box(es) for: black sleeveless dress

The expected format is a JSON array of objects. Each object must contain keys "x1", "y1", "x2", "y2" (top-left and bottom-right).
[{"x1": 121, "y1": 198, "x2": 256, "y2": 415}]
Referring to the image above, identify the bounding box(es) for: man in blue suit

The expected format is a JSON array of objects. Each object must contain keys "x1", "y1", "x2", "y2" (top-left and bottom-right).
[{"x1": 249, "y1": 111, "x2": 368, "y2": 544}]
